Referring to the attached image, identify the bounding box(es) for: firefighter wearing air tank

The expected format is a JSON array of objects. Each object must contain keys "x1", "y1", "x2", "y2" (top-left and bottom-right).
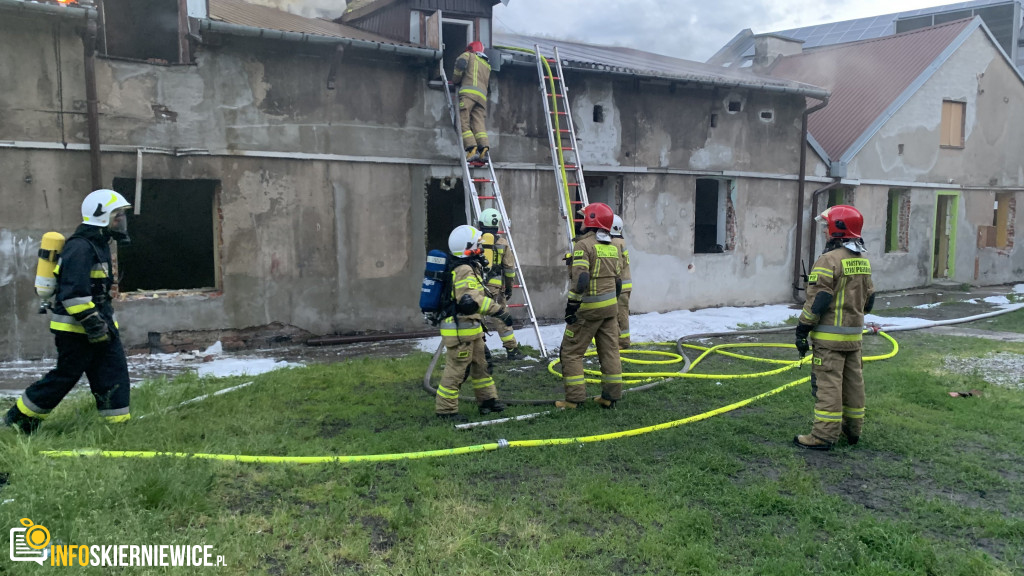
[
  {"x1": 435, "y1": 225, "x2": 515, "y2": 423},
  {"x1": 557, "y1": 203, "x2": 623, "y2": 409},
  {"x1": 478, "y1": 208, "x2": 524, "y2": 361},
  {"x1": 3, "y1": 190, "x2": 134, "y2": 434},
  {"x1": 610, "y1": 214, "x2": 632, "y2": 349},
  {"x1": 453, "y1": 41, "x2": 491, "y2": 162},
  {"x1": 794, "y1": 205, "x2": 875, "y2": 451}
]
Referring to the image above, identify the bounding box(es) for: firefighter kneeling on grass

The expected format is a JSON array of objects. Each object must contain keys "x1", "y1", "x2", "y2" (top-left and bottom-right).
[
  {"x1": 557, "y1": 202, "x2": 623, "y2": 410},
  {"x1": 794, "y1": 205, "x2": 875, "y2": 451},
  {"x1": 3, "y1": 189, "x2": 133, "y2": 434},
  {"x1": 435, "y1": 225, "x2": 515, "y2": 423}
]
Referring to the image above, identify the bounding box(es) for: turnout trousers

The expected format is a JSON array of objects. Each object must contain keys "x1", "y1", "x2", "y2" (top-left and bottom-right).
[
  {"x1": 616, "y1": 292, "x2": 631, "y2": 349},
  {"x1": 559, "y1": 306, "x2": 623, "y2": 403},
  {"x1": 809, "y1": 346, "x2": 865, "y2": 443},
  {"x1": 458, "y1": 94, "x2": 489, "y2": 150},
  {"x1": 9, "y1": 331, "x2": 130, "y2": 430},
  {"x1": 435, "y1": 337, "x2": 497, "y2": 414}
]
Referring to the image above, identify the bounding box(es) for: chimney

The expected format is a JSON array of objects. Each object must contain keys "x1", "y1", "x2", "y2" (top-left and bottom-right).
[{"x1": 752, "y1": 34, "x2": 804, "y2": 70}]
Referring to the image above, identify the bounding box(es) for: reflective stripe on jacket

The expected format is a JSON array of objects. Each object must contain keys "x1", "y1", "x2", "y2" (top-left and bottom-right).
[{"x1": 453, "y1": 51, "x2": 490, "y2": 103}]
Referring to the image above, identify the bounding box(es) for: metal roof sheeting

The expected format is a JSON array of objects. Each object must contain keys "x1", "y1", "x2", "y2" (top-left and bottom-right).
[
  {"x1": 494, "y1": 31, "x2": 829, "y2": 98},
  {"x1": 769, "y1": 18, "x2": 975, "y2": 162},
  {"x1": 208, "y1": 0, "x2": 417, "y2": 46}
]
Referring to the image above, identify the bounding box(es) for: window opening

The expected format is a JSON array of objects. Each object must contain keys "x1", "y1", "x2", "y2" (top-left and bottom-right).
[
  {"x1": 426, "y1": 177, "x2": 467, "y2": 254},
  {"x1": 759, "y1": 110, "x2": 774, "y2": 121},
  {"x1": 981, "y1": 192, "x2": 1016, "y2": 249},
  {"x1": 593, "y1": 105, "x2": 605, "y2": 123},
  {"x1": 710, "y1": 113, "x2": 718, "y2": 128},
  {"x1": 100, "y1": 0, "x2": 184, "y2": 63},
  {"x1": 940, "y1": 100, "x2": 965, "y2": 148},
  {"x1": 694, "y1": 178, "x2": 733, "y2": 254},
  {"x1": 441, "y1": 20, "x2": 473, "y2": 80},
  {"x1": 727, "y1": 100, "x2": 742, "y2": 113},
  {"x1": 112, "y1": 178, "x2": 218, "y2": 291},
  {"x1": 884, "y1": 188, "x2": 910, "y2": 253}
]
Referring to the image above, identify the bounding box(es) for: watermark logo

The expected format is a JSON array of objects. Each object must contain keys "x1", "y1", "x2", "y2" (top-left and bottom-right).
[
  {"x1": 10, "y1": 518, "x2": 50, "y2": 566},
  {"x1": 8, "y1": 517, "x2": 226, "y2": 567}
]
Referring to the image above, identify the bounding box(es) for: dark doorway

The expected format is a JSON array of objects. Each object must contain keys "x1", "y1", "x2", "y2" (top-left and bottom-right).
[
  {"x1": 442, "y1": 20, "x2": 472, "y2": 79},
  {"x1": 112, "y1": 178, "x2": 218, "y2": 291},
  {"x1": 426, "y1": 177, "x2": 467, "y2": 254}
]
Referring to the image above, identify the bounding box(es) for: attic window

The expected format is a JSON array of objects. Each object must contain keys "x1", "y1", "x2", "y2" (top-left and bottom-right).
[
  {"x1": 593, "y1": 105, "x2": 605, "y2": 123},
  {"x1": 759, "y1": 110, "x2": 774, "y2": 122},
  {"x1": 710, "y1": 113, "x2": 718, "y2": 128},
  {"x1": 728, "y1": 100, "x2": 742, "y2": 113}
]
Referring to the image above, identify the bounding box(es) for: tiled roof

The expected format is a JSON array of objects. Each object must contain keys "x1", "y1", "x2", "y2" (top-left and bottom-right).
[
  {"x1": 207, "y1": 0, "x2": 416, "y2": 46},
  {"x1": 494, "y1": 32, "x2": 828, "y2": 97},
  {"x1": 769, "y1": 18, "x2": 976, "y2": 162}
]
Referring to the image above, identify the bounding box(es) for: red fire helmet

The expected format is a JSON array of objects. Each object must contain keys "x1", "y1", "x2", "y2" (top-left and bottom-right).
[
  {"x1": 582, "y1": 203, "x2": 614, "y2": 231},
  {"x1": 819, "y1": 204, "x2": 863, "y2": 239}
]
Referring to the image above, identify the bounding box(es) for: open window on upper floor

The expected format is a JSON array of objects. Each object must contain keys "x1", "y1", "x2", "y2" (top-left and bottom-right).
[{"x1": 98, "y1": 0, "x2": 189, "y2": 64}]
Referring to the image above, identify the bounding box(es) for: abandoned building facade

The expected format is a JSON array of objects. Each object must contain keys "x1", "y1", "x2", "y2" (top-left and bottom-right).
[{"x1": 0, "y1": 0, "x2": 1021, "y2": 361}]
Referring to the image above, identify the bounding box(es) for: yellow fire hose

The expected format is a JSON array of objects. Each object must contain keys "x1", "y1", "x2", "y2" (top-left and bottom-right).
[{"x1": 41, "y1": 332, "x2": 898, "y2": 464}]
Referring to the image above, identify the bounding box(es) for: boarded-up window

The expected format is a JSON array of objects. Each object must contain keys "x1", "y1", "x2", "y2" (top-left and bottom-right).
[{"x1": 940, "y1": 100, "x2": 965, "y2": 148}]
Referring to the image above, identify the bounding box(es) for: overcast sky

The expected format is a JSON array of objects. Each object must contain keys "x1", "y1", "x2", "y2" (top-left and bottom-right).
[{"x1": 492, "y1": 0, "x2": 972, "y2": 62}]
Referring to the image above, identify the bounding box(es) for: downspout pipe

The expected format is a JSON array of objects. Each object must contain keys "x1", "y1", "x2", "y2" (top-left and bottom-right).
[
  {"x1": 791, "y1": 95, "x2": 830, "y2": 302},
  {"x1": 198, "y1": 19, "x2": 442, "y2": 60},
  {"x1": 83, "y1": 16, "x2": 102, "y2": 191}
]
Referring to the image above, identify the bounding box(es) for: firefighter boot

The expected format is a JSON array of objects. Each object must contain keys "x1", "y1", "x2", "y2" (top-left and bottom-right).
[
  {"x1": 478, "y1": 146, "x2": 490, "y2": 163},
  {"x1": 505, "y1": 346, "x2": 524, "y2": 361},
  {"x1": 2, "y1": 405, "x2": 42, "y2": 435},
  {"x1": 437, "y1": 412, "x2": 469, "y2": 424},
  {"x1": 794, "y1": 434, "x2": 833, "y2": 451},
  {"x1": 842, "y1": 421, "x2": 861, "y2": 446},
  {"x1": 593, "y1": 395, "x2": 616, "y2": 409},
  {"x1": 554, "y1": 400, "x2": 578, "y2": 410},
  {"x1": 479, "y1": 398, "x2": 506, "y2": 415},
  {"x1": 465, "y1": 146, "x2": 480, "y2": 162}
]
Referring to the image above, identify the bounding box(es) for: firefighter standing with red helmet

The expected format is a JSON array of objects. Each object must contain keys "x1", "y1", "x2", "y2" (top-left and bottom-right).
[
  {"x1": 453, "y1": 41, "x2": 492, "y2": 162},
  {"x1": 3, "y1": 189, "x2": 133, "y2": 434},
  {"x1": 556, "y1": 203, "x2": 624, "y2": 409},
  {"x1": 794, "y1": 204, "x2": 875, "y2": 450}
]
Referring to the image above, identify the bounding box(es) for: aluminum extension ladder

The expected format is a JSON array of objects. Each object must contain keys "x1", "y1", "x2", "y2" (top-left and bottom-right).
[
  {"x1": 534, "y1": 45, "x2": 591, "y2": 255},
  {"x1": 439, "y1": 66, "x2": 548, "y2": 357}
]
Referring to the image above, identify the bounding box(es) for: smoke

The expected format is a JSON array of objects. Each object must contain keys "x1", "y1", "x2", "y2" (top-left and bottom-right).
[{"x1": 245, "y1": 0, "x2": 348, "y2": 21}]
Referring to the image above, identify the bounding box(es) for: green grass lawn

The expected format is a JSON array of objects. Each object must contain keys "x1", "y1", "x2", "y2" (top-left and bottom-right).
[{"x1": 2, "y1": 329, "x2": 1023, "y2": 575}]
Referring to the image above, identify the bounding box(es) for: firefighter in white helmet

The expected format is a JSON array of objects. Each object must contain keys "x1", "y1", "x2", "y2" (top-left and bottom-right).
[
  {"x1": 610, "y1": 214, "x2": 632, "y2": 349},
  {"x1": 3, "y1": 190, "x2": 133, "y2": 433},
  {"x1": 435, "y1": 224, "x2": 514, "y2": 423},
  {"x1": 478, "y1": 208, "x2": 524, "y2": 360}
]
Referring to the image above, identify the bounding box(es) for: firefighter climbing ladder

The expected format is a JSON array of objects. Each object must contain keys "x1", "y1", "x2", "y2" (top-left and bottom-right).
[
  {"x1": 439, "y1": 66, "x2": 548, "y2": 357},
  {"x1": 534, "y1": 45, "x2": 591, "y2": 254}
]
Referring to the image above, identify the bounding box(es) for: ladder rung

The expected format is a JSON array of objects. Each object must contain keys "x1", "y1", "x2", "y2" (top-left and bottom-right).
[
  {"x1": 572, "y1": 218, "x2": 584, "y2": 222},
  {"x1": 472, "y1": 178, "x2": 492, "y2": 183},
  {"x1": 554, "y1": 129, "x2": 569, "y2": 132},
  {"x1": 549, "y1": 94, "x2": 564, "y2": 98},
  {"x1": 545, "y1": 58, "x2": 557, "y2": 62},
  {"x1": 508, "y1": 304, "x2": 526, "y2": 308},
  {"x1": 569, "y1": 201, "x2": 583, "y2": 204},
  {"x1": 561, "y1": 147, "x2": 574, "y2": 151},
  {"x1": 564, "y1": 165, "x2": 577, "y2": 169},
  {"x1": 566, "y1": 183, "x2": 579, "y2": 186},
  {"x1": 478, "y1": 195, "x2": 496, "y2": 200},
  {"x1": 550, "y1": 111, "x2": 567, "y2": 115},
  {"x1": 544, "y1": 76, "x2": 560, "y2": 80}
]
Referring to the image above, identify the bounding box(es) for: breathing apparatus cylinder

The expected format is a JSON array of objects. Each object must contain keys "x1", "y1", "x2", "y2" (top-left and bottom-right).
[
  {"x1": 480, "y1": 232, "x2": 496, "y2": 273},
  {"x1": 35, "y1": 231, "x2": 65, "y2": 311}
]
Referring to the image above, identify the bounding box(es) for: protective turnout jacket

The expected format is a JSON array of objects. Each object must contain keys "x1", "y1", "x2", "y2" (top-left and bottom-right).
[
  {"x1": 48, "y1": 225, "x2": 118, "y2": 335},
  {"x1": 569, "y1": 231, "x2": 621, "y2": 311},
  {"x1": 484, "y1": 234, "x2": 515, "y2": 291},
  {"x1": 453, "y1": 51, "x2": 490, "y2": 104},
  {"x1": 611, "y1": 237, "x2": 631, "y2": 293},
  {"x1": 799, "y1": 246, "x2": 875, "y2": 351},
  {"x1": 440, "y1": 260, "x2": 503, "y2": 346}
]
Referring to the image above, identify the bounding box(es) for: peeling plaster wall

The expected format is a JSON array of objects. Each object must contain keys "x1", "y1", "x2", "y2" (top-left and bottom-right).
[
  {"x1": 0, "y1": 13, "x2": 811, "y2": 360},
  {"x1": 846, "y1": 27, "x2": 1024, "y2": 288}
]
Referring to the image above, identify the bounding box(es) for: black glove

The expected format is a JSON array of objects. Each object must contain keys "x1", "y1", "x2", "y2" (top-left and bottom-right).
[
  {"x1": 503, "y1": 282, "x2": 513, "y2": 300},
  {"x1": 80, "y1": 311, "x2": 110, "y2": 344},
  {"x1": 564, "y1": 300, "x2": 581, "y2": 325},
  {"x1": 795, "y1": 323, "x2": 812, "y2": 357},
  {"x1": 494, "y1": 309, "x2": 514, "y2": 327}
]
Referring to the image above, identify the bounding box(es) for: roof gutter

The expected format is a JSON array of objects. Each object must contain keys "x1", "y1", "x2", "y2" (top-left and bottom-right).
[
  {"x1": 500, "y1": 53, "x2": 829, "y2": 99},
  {"x1": 198, "y1": 19, "x2": 441, "y2": 60},
  {"x1": 0, "y1": 0, "x2": 97, "y2": 19}
]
